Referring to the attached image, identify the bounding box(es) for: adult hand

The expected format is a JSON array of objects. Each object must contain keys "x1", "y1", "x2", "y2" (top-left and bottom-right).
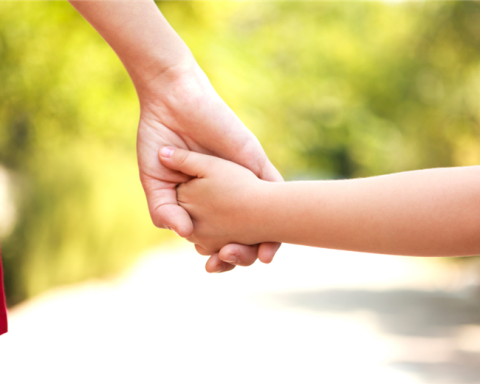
[
  {"x1": 137, "y1": 64, "x2": 283, "y2": 272},
  {"x1": 69, "y1": 0, "x2": 282, "y2": 272}
]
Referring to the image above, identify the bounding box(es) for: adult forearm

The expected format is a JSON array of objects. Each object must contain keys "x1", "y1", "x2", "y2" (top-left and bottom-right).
[
  {"x1": 263, "y1": 166, "x2": 480, "y2": 256},
  {"x1": 69, "y1": 1, "x2": 195, "y2": 95}
]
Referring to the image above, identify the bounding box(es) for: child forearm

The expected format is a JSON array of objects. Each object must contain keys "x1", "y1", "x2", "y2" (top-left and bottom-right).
[{"x1": 262, "y1": 166, "x2": 480, "y2": 256}]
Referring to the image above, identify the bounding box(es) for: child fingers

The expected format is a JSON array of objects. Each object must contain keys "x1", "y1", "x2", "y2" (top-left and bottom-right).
[
  {"x1": 159, "y1": 146, "x2": 218, "y2": 178},
  {"x1": 221, "y1": 262, "x2": 236, "y2": 273},
  {"x1": 258, "y1": 242, "x2": 281, "y2": 264},
  {"x1": 194, "y1": 244, "x2": 217, "y2": 256},
  {"x1": 205, "y1": 253, "x2": 236, "y2": 273},
  {"x1": 218, "y1": 243, "x2": 259, "y2": 267}
]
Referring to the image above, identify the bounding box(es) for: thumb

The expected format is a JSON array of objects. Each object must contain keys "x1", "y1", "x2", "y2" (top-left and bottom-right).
[
  {"x1": 159, "y1": 147, "x2": 218, "y2": 178},
  {"x1": 260, "y1": 158, "x2": 284, "y2": 183}
]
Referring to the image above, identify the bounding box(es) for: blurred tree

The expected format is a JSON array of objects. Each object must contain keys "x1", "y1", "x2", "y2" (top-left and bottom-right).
[
  {"x1": 0, "y1": 2, "x2": 175, "y2": 305},
  {"x1": 161, "y1": 1, "x2": 480, "y2": 179}
]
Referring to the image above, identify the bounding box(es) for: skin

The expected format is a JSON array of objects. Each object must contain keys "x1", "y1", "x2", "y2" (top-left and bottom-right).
[
  {"x1": 160, "y1": 147, "x2": 480, "y2": 257},
  {"x1": 69, "y1": 0, "x2": 283, "y2": 272}
]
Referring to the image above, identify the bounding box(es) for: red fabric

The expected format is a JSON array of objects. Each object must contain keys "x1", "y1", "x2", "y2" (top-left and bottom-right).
[{"x1": 0, "y1": 246, "x2": 8, "y2": 335}]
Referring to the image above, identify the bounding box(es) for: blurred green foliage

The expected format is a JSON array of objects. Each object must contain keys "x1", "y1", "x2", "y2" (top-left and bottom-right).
[
  {"x1": 166, "y1": 1, "x2": 480, "y2": 179},
  {"x1": 0, "y1": 2, "x2": 176, "y2": 305},
  {"x1": 1, "y1": 1, "x2": 480, "y2": 305}
]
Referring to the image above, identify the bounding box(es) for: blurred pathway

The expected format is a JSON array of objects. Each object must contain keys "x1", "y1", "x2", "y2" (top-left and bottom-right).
[{"x1": 1, "y1": 244, "x2": 479, "y2": 384}]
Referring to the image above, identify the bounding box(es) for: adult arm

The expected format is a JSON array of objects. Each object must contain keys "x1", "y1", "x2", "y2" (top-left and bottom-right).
[
  {"x1": 161, "y1": 147, "x2": 480, "y2": 256},
  {"x1": 69, "y1": 1, "x2": 283, "y2": 272}
]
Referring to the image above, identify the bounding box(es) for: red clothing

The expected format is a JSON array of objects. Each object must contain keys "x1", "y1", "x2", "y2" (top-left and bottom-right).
[{"x1": 0, "y1": 247, "x2": 7, "y2": 335}]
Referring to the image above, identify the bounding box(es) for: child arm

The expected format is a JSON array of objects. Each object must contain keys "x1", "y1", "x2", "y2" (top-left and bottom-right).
[
  {"x1": 160, "y1": 147, "x2": 480, "y2": 257},
  {"x1": 265, "y1": 166, "x2": 480, "y2": 256}
]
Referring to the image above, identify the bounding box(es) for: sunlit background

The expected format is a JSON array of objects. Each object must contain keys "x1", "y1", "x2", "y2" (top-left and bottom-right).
[{"x1": 1, "y1": 1, "x2": 480, "y2": 383}]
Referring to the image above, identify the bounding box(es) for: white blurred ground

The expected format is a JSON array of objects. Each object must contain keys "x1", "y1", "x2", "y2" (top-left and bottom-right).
[{"x1": 0, "y1": 244, "x2": 478, "y2": 384}]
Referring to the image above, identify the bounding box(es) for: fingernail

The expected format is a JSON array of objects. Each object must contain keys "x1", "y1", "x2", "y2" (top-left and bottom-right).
[
  {"x1": 161, "y1": 147, "x2": 174, "y2": 158},
  {"x1": 224, "y1": 255, "x2": 238, "y2": 264}
]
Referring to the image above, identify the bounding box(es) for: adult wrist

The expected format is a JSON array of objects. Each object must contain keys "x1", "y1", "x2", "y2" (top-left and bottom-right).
[
  {"x1": 131, "y1": 52, "x2": 198, "y2": 101},
  {"x1": 136, "y1": 59, "x2": 216, "y2": 123}
]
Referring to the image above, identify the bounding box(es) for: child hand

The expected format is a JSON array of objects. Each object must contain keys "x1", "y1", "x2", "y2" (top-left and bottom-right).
[{"x1": 159, "y1": 147, "x2": 271, "y2": 264}]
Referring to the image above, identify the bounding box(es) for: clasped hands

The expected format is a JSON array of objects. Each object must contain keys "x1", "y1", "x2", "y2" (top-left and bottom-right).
[
  {"x1": 68, "y1": 0, "x2": 283, "y2": 273},
  {"x1": 160, "y1": 146, "x2": 276, "y2": 272},
  {"x1": 137, "y1": 65, "x2": 282, "y2": 273}
]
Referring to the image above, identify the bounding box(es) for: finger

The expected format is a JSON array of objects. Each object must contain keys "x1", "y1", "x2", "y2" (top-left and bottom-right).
[
  {"x1": 260, "y1": 158, "x2": 284, "y2": 183},
  {"x1": 206, "y1": 253, "x2": 236, "y2": 273},
  {"x1": 219, "y1": 243, "x2": 259, "y2": 267},
  {"x1": 155, "y1": 203, "x2": 193, "y2": 238},
  {"x1": 195, "y1": 244, "x2": 216, "y2": 256},
  {"x1": 258, "y1": 242, "x2": 281, "y2": 264},
  {"x1": 159, "y1": 147, "x2": 221, "y2": 178},
  {"x1": 143, "y1": 179, "x2": 194, "y2": 237}
]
